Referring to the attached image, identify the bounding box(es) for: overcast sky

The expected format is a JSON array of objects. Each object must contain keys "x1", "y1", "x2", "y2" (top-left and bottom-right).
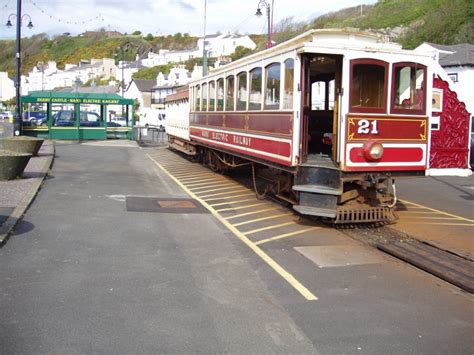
[{"x1": 1, "y1": 0, "x2": 377, "y2": 39}]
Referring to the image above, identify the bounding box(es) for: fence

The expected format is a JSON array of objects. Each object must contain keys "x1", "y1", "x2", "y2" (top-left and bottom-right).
[{"x1": 134, "y1": 125, "x2": 167, "y2": 146}]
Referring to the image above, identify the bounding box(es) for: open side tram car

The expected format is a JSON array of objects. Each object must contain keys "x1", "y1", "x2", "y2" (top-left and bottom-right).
[{"x1": 165, "y1": 29, "x2": 443, "y2": 224}]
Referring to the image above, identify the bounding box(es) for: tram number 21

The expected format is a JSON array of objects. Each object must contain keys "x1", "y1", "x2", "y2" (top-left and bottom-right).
[{"x1": 357, "y1": 119, "x2": 379, "y2": 135}]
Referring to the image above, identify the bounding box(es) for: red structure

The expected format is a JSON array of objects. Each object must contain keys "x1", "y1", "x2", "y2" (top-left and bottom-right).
[{"x1": 429, "y1": 77, "x2": 470, "y2": 169}]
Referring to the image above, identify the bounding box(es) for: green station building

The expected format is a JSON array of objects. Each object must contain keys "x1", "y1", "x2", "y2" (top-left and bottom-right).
[{"x1": 21, "y1": 91, "x2": 135, "y2": 140}]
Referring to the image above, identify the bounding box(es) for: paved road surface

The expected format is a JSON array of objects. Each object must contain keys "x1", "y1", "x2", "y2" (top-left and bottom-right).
[{"x1": 0, "y1": 141, "x2": 472, "y2": 354}]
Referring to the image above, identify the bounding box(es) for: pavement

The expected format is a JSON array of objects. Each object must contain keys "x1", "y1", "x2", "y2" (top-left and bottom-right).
[{"x1": 0, "y1": 140, "x2": 54, "y2": 244}]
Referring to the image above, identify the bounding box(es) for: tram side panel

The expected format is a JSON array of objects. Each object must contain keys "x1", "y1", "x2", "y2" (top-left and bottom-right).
[
  {"x1": 189, "y1": 112, "x2": 294, "y2": 167},
  {"x1": 165, "y1": 91, "x2": 195, "y2": 155}
]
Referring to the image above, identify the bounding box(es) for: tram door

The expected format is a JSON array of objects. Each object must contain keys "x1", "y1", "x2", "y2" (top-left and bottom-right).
[{"x1": 300, "y1": 54, "x2": 342, "y2": 163}]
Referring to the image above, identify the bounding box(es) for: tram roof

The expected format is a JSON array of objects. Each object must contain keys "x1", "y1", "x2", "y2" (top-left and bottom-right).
[
  {"x1": 192, "y1": 28, "x2": 431, "y2": 82},
  {"x1": 21, "y1": 91, "x2": 134, "y2": 105}
]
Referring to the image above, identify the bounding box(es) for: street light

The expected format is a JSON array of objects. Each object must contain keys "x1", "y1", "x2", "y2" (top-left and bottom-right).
[
  {"x1": 115, "y1": 46, "x2": 128, "y2": 97},
  {"x1": 5, "y1": 0, "x2": 34, "y2": 136},
  {"x1": 202, "y1": 0, "x2": 208, "y2": 76},
  {"x1": 255, "y1": 0, "x2": 274, "y2": 49}
]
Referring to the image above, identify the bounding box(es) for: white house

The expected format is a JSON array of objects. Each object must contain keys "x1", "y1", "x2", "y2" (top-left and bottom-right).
[
  {"x1": 140, "y1": 33, "x2": 256, "y2": 69},
  {"x1": 416, "y1": 43, "x2": 474, "y2": 117},
  {"x1": 0, "y1": 72, "x2": 15, "y2": 101},
  {"x1": 117, "y1": 60, "x2": 144, "y2": 87},
  {"x1": 124, "y1": 79, "x2": 155, "y2": 111},
  {"x1": 197, "y1": 33, "x2": 256, "y2": 57},
  {"x1": 22, "y1": 58, "x2": 118, "y2": 94}
]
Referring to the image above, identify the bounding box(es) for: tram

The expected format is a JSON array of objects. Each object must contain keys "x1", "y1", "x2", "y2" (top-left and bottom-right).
[{"x1": 165, "y1": 28, "x2": 436, "y2": 224}]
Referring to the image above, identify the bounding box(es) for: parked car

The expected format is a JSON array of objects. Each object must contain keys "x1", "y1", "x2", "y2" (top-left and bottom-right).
[
  {"x1": 53, "y1": 110, "x2": 100, "y2": 127},
  {"x1": 140, "y1": 110, "x2": 165, "y2": 128},
  {"x1": 23, "y1": 111, "x2": 48, "y2": 126},
  {"x1": 79, "y1": 111, "x2": 100, "y2": 127},
  {"x1": 53, "y1": 110, "x2": 75, "y2": 126},
  {"x1": 0, "y1": 111, "x2": 13, "y2": 120},
  {"x1": 109, "y1": 116, "x2": 130, "y2": 127}
]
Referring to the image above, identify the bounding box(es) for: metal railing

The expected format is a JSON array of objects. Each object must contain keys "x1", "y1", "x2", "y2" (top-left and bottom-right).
[{"x1": 134, "y1": 125, "x2": 167, "y2": 146}]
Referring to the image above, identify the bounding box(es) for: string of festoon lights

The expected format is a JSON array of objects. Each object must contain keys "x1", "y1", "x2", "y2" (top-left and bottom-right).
[{"x1": 27, "y1": 0, "x2": 105, "y2": 26}]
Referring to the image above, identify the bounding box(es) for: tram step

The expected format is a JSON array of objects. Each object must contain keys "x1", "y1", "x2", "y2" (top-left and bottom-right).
[
  {"x1": 293, "y1": 184, "x2": 342, "y2": 195},
  {"x1": 295, "y1": 191, "x2": 338, "y2": 217},
  {"x1": 295, "y1": 165, "x2": 341, "y2": 190},
  {"x1": 293, "y1": 205, "x2": 337, "y2": 218},
  {"x1": 377, "y1": 241, "x2": 474, "y2": 294}
]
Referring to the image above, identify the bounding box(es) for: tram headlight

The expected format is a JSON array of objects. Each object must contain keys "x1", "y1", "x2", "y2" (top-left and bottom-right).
[{"x1": 363, "y1": 141, "x2": 384, "y2": 161}]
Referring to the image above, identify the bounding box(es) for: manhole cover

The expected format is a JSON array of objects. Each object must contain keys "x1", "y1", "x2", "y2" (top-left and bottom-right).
[
  {"x1": 294, "y1": 245, "x2": 385, "y2": 268},
  {"x1": 126, "y1": 196, "x2": 208, "y2": 214}
]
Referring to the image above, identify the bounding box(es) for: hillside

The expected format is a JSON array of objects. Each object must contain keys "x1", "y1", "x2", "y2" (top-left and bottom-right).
[
  {"x1": 0, "y1": 0, "x2": 472, "y2": 78},
  {"x1": 0, "y1": 31, "x2": 199, "y2": 77}
]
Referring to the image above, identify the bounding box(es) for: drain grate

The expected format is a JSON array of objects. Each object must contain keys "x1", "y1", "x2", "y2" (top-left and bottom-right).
[{"x1": 126, "y1": 196, "x2": 208, "y2": 214}]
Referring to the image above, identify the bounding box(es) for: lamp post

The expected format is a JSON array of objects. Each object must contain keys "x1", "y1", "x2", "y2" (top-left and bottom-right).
[
  {"x1": 115, "y1": 46, "x2": 127, "y2": 97},
  {"x1": 255, "y1": 0, "x2": 274, "y2": 49},
  {"x1": 202, "y1": 0, "x2": 208, "y2": 76},
  {"x1": 5, "y1": 0, "x2": 34, "y2": 136}
]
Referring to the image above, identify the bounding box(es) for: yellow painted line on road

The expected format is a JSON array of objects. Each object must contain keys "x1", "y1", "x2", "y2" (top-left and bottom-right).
[
  {"x1": 397, "y1": 211, "x2": 438, "y2": 214},
  {"x1": 209, "y1": 198, "x2": 258, "y2": 207},
  {"x1": 161, "y1": 165, "x2": 196, "y2": 172},
  {"x1": 255, "y1": 227, "x2": 322, "y2": 246},
  {"x1": 244, "y1": 220, "x2": 298, "y2": 235},
  {"x1": 233, "y1": 213, "x2": 292, "y2": 227},
  {"x1": 174, "y1": 171, "x2": 215, "y2": 179},
  {"x1": 205, "y1": 193, "x2": 255, "y2": 202},
  {"x1": 216, "y1": 202, "x2": 267, "y2": 213},
  {"x1": 404, "y1": 222, "x2": 474, "y2": 226},
  {"x1": 194, "y1": 185, "x2": 241, "y2": 194},
  {"x1": 225, "y1": 207, "x2": 280, "y2": 220},
  {"x1": 199, "y1": 188, "x2": 249, "y2": 199},
  {"x1": 147, "y1": 153, "x2": 318, "y2": 301},
  {"x1": 401, "y1": 216, "x2": 459, "y2": 220},
  {"x1": 179, "y1": 176, "x2": 218, "y2": 183},
  {"x1": 399, "y1": 199, "x2": 474, "y2": 223},
  {"x1": 167, "y1": 166, "x2": 201, "y2": 171},
  {"x1": 166, "y1": 165, "x2": 193, "y2": 172},
  {"x1": 186, "y1": 180, "x2": 232, "y2": 188}
]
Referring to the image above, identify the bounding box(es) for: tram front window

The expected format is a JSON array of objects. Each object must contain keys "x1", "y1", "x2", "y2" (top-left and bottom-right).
[
  {"x1": 392, "y1": 63, "x2": 426, "y2": 114},
  {"x1": 350, "y1": 61, "x2": 387, "y2": 113}
]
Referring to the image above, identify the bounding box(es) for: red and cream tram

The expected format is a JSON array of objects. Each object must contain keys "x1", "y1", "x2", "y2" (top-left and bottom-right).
[{"x1": 165, "y1": 28, "x2": 438, "y2": 224}]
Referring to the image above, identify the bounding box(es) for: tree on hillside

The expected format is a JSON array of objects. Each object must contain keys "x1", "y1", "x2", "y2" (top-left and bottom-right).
[
  {"x1": 230, "y1": 46, "x2": 253, "y2": 61},
  {"x1": 132, "y1": 64, "x2": 174, "y2": 80},
  {"x1": 272, "y1": 17, "x2": 307, "y2": 44}
]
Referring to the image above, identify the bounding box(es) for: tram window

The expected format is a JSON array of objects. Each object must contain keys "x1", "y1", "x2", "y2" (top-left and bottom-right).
[
  {"x1": 392, "y1": 63, "x2": 426, "y2": 114},
  {"x1": 202, "y1": 83, "x2": 208, "y2": 111},
  {"x1": 249, "y1": 67, "x2": 262, "y2": 110},
  {"x1": 237, "y1": 72, "x2": 247, "y2": 111},
  {"x1": 264, "y1": 63, "x2": 280, "y2": 110},
  {"x1": 350, "y1": 60, "x2": 387, "y2": 113},
  {"x1": 283, "y1": 58, "x2": 294, "y2": 110},
  {"x1": 216, "y1": 78, "x2": 224, "y2": 111},
  {"x1": 195, "y1": 85, "x2": 201, "y2": 111},
  {"x1": 312, "y1": 81, "x2": 326, "y2": 110},
  {"x1": 209, "y1": 81, "x2": 216, "y2": 111},
  {"x1": 328, "y1": 79, "x2": 335, "y2": 110},
  {"x1": 226, "y1": 75, "x2": 235, "y2": 111}
]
